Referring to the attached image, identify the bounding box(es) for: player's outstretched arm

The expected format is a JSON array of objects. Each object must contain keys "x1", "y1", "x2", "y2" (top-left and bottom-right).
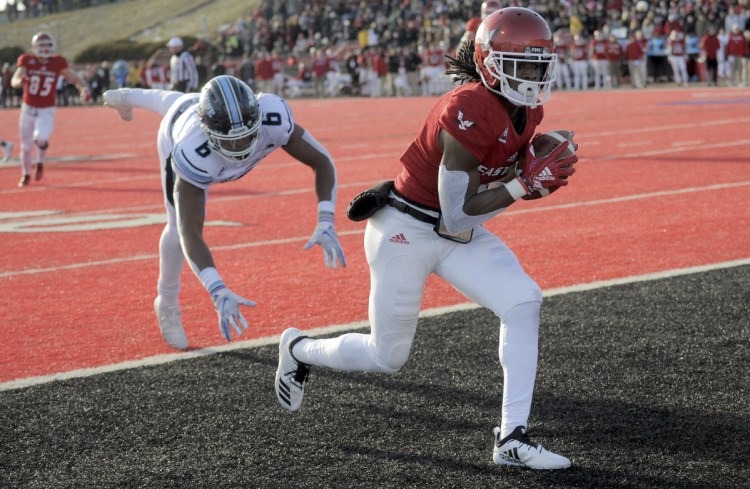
[
  {"x1": 283, "y1": 123, "x2": 346, "y2": 269},
  {"x1": 174, "y1": 176, "x2": 255, "y2": 341},
  {"x1": 61, "y1": 67, "x2": 92, "y2": 102}
]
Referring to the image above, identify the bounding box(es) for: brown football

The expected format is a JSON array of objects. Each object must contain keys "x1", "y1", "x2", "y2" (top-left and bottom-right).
[{"x1": 522, "y1": 130, "x2": 576, "y2": 200}]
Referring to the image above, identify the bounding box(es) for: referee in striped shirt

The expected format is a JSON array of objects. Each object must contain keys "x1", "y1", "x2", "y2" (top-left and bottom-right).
[{"x1": 167, "y1": 37, "x2": 199, "y2": 92}]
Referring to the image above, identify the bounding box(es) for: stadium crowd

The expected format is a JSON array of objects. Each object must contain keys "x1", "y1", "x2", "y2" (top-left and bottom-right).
[
  {"x1": 3, "y1": 0, "x2": 121, "y2": 22},
  {"x1": 1, "y1": 0, "x2": 749, "y2": 108}
]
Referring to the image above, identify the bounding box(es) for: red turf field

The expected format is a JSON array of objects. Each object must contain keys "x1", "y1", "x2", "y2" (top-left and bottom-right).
[{"x1": 1, "y1": 87, "x2": 749, "y2": 383}]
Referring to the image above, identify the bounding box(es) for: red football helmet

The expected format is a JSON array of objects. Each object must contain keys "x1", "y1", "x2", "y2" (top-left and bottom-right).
[
  {"x1": 474, "y1": 7, "x2": 557, "y2": 107},
  {"x1": 31, "y1": 32, "x2": 55, "y2": 58}
]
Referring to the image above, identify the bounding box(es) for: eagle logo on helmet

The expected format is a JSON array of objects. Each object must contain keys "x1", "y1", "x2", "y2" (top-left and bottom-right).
[{"x1": 198, "y1": 75, "x2": 263, "y2": 164}]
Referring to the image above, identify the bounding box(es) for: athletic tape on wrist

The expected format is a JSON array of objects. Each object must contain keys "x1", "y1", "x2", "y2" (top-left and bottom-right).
[{"x1": 505, "y1": 177, "x2": 530, "y2": 201}]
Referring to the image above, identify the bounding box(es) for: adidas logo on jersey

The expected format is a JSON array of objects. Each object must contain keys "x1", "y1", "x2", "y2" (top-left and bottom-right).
[{"x1": 389, "y1": 233, "x2": 409, "y2": 244}]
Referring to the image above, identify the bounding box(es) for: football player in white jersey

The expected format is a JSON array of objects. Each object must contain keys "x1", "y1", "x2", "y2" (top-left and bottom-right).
[{"x1": 103, "y1": 75, "x2": 345, "y2": 350}]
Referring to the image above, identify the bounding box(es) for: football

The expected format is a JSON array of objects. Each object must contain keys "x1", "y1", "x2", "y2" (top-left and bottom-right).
[{"x1": 522, "y1": 130, "x2": 577, "y2": 200}]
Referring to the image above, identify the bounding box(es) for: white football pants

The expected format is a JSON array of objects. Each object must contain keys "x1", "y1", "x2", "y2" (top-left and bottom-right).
[
  {"x1": 669, "y1": 56, "x2": 688, "y2": 84},
  {"x1": 555, "y1": 62, "x2": 572, "y2": 90},
  {"x1": 295, "y1": 205, "x2": 543, "y2": 437},
  {"x1": 572, "y1": 60, "x2": 589, "y2": 90},
  {"x1": 592, "y1": 59, "x2": 611, "y2": 89},
  {"x1": 19, "y1": 104, "x2": 55, "y2": 175},
  {"x1": 119, "y1": 88, "x2": 197, "y2": 306}
]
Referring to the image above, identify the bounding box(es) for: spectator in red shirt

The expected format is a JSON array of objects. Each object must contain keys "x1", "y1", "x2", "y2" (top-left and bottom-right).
[
  {"x1": 255, "y1": 52, "x2": 273, "y2": 94},
  {"x1": 624, "y1": 31, "x2": 646, "y2": 88},
  {"x1": 590, "y1": 30, "x2": 610, "y2": 89},
  {"x1": 725, "y1": 24, "x2": 748, "y2": 86},
  {"x1": 700, "y1": 25, "x2": 721, "y2": 86},
  {"x1": 458, "y1": 0, "x2": 501, "y2": 53},
  {"x1": 270, "y1": 51, "x2": 286, "y2": 96},
  {"x1": 571, "y1": 34, "x2": 590, "y2": 91},
  {"x1": 310, "y1": 48, "x2": 330, "y2": 98},
  {"x1": 373, "y1": 48, "x2": 388, "y2": 98},
  {"x1": 607, "y1": 34, "x2": 623, "y2": 88},
  {"x1": 667, "y1": 30, "x2": 689, "y2": 86}
]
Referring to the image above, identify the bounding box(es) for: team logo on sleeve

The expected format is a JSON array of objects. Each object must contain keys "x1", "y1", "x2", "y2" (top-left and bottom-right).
[
  {"x1": 498, "y1": 127, "x2": 508, "y2": 144},
  {"x1": 457, "y1": 110, "x2": 475, "y2": 131}
]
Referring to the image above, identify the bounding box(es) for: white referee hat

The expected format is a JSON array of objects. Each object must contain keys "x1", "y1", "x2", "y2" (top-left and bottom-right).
[{"x1": 167, "y1": 37, "x2": 183, "y2": 48}]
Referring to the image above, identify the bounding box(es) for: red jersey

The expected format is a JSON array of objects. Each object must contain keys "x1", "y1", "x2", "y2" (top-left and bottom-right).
[
  {"x1": 554, "y1": 41, "x2": 569, "y2": 62},
  {"x1": 667, "y1": 38, "x2": 686, "y2": 56},
  {"x1": 397, "y1": 82, "x2": 543, "y2": 209},
  {"x1": 425, "y1": 48, "x2": 445, "y2": 67},
  {"x1": 607, "y1": 41, "x2": 623, "y2": 61},
  {"x1": 590, "y1": 39, "x2": 609, "y2": 60},
  {"x1": 624, "y1": 40, "x2": 644, "y2": 61},
  {"x1": 700, "y1": 34, "x2": 720, "y2": 59},
  {"x1": 572, "y1": 44, "x2": 588, "y2": 61},
  {"x1": 17, "y1": 53, "x2": 68, "y2": 108},
  {"x1": 466, "y1": 17, "x2": 482, "y2": 34},
  {"x1": 256, "y1": 58, "x2": 273, "y2": 80},
  {"x1": 311, "y1": 56, "x2": 330, "y2": 77},
  {"x1": 726, "y1": 33, "x2": 749, "y2": 57}
]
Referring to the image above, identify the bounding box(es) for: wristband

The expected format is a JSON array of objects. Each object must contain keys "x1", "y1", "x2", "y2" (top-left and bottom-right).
[
  {"x1": 317, "y1": 200, "x2": 335, "y2": 214},
  {"x1": 199, "y1": 267, "x2": 224, "y2": 294},
  {"x1": 505, "y1": 177, "x2": 530, "y2": 201},
  {"x1": 317, "y1": 200, "x2": 335, "y2": 225}
]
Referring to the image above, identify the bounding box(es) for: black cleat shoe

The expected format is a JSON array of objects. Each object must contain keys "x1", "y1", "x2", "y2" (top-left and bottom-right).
[
  {"x1": 18, "y1": 175, "x2": 30, "y2": 187},
  {"x1": 34, "y1": 163, "x2": 44, "y2": 181}
]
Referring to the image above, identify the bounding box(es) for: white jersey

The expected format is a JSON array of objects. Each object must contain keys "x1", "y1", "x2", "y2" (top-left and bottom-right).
[{"x1": 163, "y1": 92, "x2": 295, "y2": 189}]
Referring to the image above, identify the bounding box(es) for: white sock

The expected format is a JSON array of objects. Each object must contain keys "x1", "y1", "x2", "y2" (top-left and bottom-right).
[
  {"x1": 498, "y1": 301, "x2": 540, "y2": 439},
  {"x1": 124, "y1": 88, "x2": 185, "y2": 116},
  {"x1": 293, "y1": 333, "x2": 384, "y2": 372}
]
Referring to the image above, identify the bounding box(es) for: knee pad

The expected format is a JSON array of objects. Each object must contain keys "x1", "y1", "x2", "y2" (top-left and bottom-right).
[
  {"x1": 377, "y1": 349, "x2": 409, "y2": 373},
  {"x1": 35, "y1": 141, "x2": 49, "y2": 150},
  {"x1": 372, "y1": 338, "x2": 412, "y2": 373}
]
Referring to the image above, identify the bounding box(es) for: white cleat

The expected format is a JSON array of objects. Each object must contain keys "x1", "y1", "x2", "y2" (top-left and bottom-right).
[
  {"x1": 153, "y1": 296, "x2": 188, "y2": 350},
  {"x1": 493, "y1": 426, "x2": 571, "y2": 470},
  {"x1": 103, "y1": 89, "x2": 133, "y2": 121},
  {"x1": 2, "y1": 141, "x2": 13, "y2": 163},
  {"x1": 275, "y1": 327, "x2": 310, "y2": 412}
]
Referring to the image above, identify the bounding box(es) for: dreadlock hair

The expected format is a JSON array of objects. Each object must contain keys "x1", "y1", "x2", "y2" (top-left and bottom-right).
[{"x1": 444, "y1": 40, "x2": 481, "y2": 83}]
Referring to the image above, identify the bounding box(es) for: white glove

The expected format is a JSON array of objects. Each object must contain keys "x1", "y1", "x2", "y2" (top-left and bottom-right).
[
  {"x1": 209, "y1": 285, "x2": 256, "y2": 341},
  {"x1": 304, "y1": 212, "x2": 346, "y2": 269}
]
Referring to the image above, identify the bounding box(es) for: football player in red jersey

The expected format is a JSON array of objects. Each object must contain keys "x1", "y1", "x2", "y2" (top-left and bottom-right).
[
  {"x1": 275, "y1": 7, "x2": 578, "y2": 470},
  {"x1": 457, "y1": 0, "x2": 502, "y2": 58},
  {"x1": 10, "y1": 32, "x2": 91, "y2": 187}
]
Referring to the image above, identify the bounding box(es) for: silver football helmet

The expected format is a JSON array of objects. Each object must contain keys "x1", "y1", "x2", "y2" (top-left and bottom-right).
[{"x1": 198, "y1": 75, "x2": 262, "y2": 163}]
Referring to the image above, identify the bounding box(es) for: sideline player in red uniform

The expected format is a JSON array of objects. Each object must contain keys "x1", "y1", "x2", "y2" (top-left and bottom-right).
[
  {"x1": 11, "y1": 32, "x2": 91, "y2": 187},
  {"x1": 458, "y1": 0, "x2": 502, "y2": 54},
  {"x1": 275, "y1": 7, "x2": 578, "y2": 470}
]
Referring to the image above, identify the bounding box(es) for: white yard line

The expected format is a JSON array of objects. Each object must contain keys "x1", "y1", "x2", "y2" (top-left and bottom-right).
[{"x1": 2, "y1": 179, "x2": 748, "y2": 278}]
